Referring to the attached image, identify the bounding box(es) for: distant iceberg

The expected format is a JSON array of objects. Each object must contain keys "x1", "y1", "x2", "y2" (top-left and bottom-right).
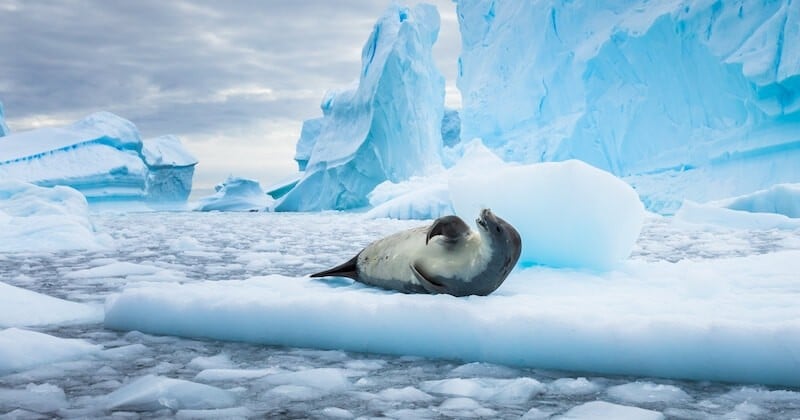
[
  {"x1": 0, "y1": 101, "x2": 8, "y2": 137},
  {"x1": 676, "y1": 183, "x2": 800, "y2": 229},
  {"x1": 0, "y1": 180, "x2": 109, "y2": 252},
  {"x1": 276, "y1": 4, "x2": 446, "y2": 211},
  {"x1": 194, "y1": 176, "x2": 273, "y2": 212},
  {"x1": 0, "y1": 112, "x2": 197, "y2": 204},
  {"x1": 455, "y1": 0, "x2": 800, "y2": 213}
]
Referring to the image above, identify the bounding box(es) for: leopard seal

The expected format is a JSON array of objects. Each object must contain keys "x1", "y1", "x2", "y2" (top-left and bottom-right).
[{"x1": 310, "y1": 208, "x2": 521, "y2": 297}]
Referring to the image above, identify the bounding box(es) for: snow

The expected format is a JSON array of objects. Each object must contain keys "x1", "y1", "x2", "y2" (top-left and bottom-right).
[
  {"x1": 0, "y1": 181, "x2": 109, "y2": 252},
  {"x1": 450, "y1": 155, "x2": 645, "y2": 269},
  {"x1": 193, "y1": 176, "x2": 273, "y2": 212},
  {"x1": 453, "y1": 0, "x2": 800, "y2": 214},
  {"x1": 0, "y1": 112, "x2": 196, "y2": 204},
  {"x1": 276, "y1": 4, "x2": 445, "y2": 211},
  {"x1": 0, "y1": 282, "x2": 102, "y2": 327},
  {"x1": 0, "y1": 328, "x2": 100, "y2": 374},
  {"x1": 103, "y1": 374, "x2": 236, "y2": 411}
]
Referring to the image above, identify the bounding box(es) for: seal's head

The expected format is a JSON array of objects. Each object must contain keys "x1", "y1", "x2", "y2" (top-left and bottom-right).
[{"x1": 475, "y1": 208, "x2": 522, "y2": 271}]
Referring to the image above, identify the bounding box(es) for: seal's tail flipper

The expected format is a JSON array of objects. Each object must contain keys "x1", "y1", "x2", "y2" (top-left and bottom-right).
[{"x1": 309, "y1": 254, "x2": 359, "y2": 280}]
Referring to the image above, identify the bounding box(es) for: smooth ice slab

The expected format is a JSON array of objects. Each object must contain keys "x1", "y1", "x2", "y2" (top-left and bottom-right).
[
  {"x1": 0, "y1": 281, "x2": 102, "y2": 327},
  {"x1": 451, "y1": 158, "x2": 645, "y2": 270},
  {"x1": 103, "y1": 374, "x2": 236, "y2": 411},
  {"x1": 718, "y1": 183, "x2": 800, "y2": 217},
  {"x1": 0, "y1": 180, "x2": 108, "y2": 252},
  {"x1": 0, "y1": 328, "x2": 100, "y2": 374},
  {"x1": 105, "y1": 249, "x2": 800, "y2": 387},
  {"x1": 675, "y1": 183, "x2": 800, "y2": 229}
]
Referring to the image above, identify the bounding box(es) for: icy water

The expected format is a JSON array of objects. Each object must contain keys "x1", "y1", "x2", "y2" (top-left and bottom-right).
[{"x1": 2, "y1": 212, "x2": 800, "y2": 419}]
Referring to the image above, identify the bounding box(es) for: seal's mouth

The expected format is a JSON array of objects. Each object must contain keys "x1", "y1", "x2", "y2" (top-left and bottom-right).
[{"x1": 476, "y1": 208, "x2": 494, "y2": 231}]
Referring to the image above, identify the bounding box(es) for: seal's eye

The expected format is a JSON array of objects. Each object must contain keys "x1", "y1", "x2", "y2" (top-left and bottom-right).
[{"x1": 495, "y1": 226, "x2": 501, "y2": 233}]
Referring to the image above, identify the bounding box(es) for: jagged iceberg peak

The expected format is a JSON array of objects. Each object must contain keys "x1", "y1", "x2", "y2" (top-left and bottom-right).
[
  {"x1": 455, "y1": 0, "x2": 800, "y2": 212},
  {"x1": 0, "y1": 111, "x2": 196, "y2": 205},
  {"x1": 0, "y1": 100, "x2": 9, "y2": 137},
  {"x1": 276, "y1": 3, "x2": 446, "y2": 211}
]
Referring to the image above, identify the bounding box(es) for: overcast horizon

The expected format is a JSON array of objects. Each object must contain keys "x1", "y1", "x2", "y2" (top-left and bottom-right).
[{"x1": 0, "y1": 1, "x2": 461, "y2": 190}]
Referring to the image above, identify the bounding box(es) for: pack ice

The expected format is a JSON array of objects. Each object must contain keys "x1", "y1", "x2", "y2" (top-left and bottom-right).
[{"x1": 0, "y1": 112, "x2": 197, "y2": 204}]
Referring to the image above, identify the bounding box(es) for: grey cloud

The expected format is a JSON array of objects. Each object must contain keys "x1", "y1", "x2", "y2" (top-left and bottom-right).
[{"x1": 0, "y1": 0, "x2": 460, "y2": 187}]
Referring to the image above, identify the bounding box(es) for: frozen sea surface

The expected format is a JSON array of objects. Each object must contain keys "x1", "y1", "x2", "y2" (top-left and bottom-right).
[{"x1": 1, "y1": 212, "x2": 799, "y2": 418}]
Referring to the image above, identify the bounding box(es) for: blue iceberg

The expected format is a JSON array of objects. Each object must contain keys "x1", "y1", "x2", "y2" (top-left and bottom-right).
[
  {"x1": 276, "y1": 4, "x2": 446, "y2": 211},
  {"x1": 0, "y1": 101, "x2": 8, "y2": 137},
  {"x1": 0, "y1": 112, "x2": 197, "y2": 204},
  {"x1": 194, "y1": 176, "x2": 273, "y2": 212},
  {"x1": 455, "y1": 0, "x2": 800, "y2": 213}
]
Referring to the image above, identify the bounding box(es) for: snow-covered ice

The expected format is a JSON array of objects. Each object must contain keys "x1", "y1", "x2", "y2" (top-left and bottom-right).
[
  {"x1": 0, "y1": 212, "x2": 798, "y2": 417},
  {"x1": 0, "y1": 181, "x2": 109, "y2": 252},
  {"x1": 104, "y1": 246, "x2": 800, "y2": 387},
  {"x1": 0, "y1": 112, "x2": 196, "y2": 204},
  {"x1": 276, "y1": 4, "x2": 445, "y2": 211},
  {"x1": 193, "y1": 176, "x2": 273, "y2": 212}
]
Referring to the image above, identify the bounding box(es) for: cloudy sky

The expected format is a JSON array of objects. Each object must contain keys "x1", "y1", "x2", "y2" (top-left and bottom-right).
[{"x1": 0, "y1": 0, "x2": 461, "y2": 190}]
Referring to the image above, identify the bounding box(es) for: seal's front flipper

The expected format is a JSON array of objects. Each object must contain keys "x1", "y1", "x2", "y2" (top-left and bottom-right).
[
  {"x1": 426, "y1": 215, "x2": 470, "y2": 245},
  {"x1": 310, "y1": 254, "x2": 359, "y2": 280},
  {"x1": 410, "y1": 263, "x2": 449, "y2": 294}
]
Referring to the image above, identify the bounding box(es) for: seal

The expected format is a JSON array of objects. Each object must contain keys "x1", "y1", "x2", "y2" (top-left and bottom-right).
[{"x1": 310, "y1": 208, "x2": 521, "y2": 297}]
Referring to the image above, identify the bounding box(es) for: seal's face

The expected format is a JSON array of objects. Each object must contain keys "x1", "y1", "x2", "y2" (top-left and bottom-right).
[
  {"x1": 476, "y1": 208, "x2": 522, "y2": 264},
  {"x1": 477, "y1": 208, "x2": 519, "y2": 240}
]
